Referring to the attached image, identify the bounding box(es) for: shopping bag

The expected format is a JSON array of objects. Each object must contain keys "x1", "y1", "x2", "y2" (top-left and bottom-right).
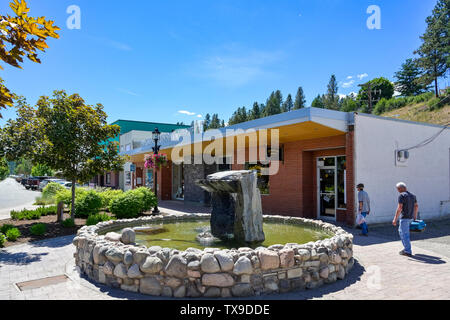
[{"x1": 356, "y1": 213, "x2": 366, "y2": 225}]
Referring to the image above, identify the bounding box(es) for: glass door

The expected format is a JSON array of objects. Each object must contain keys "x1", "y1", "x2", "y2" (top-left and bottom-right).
[
  {"x1": 172, "y1": 164, "x2": 184, "y2": 200},
  {"x1": 319, "y1": 168, "x2": 336, "y2": 218}
]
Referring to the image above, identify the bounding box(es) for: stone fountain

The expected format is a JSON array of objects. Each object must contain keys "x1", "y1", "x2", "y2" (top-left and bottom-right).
[{"x1": 196, "y1": 170, "x2": 265, "y2": 243}]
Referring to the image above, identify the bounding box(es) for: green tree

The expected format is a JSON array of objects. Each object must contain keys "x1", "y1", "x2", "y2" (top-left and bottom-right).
[
  {"x1": 357, "y1": 77, "x2": 395, "y2": 113},
  {"x1": 203, "y1": 114, "x2": 211, "y2": 131},
  {"x1": 263, "y1": 91, "x2": 282, "y2": 116},
  {"x1": 324, "y1": 74, "x2": 340, "y2": 110},
  {"x1": 14, "y1": 158, "x2": 32, "y2": 176},
  {"x1": 394, "y1": 59, "x2": 429, "y2": 96},
  {"x1": 0, "y1": 91, "x2": 125, "y2": 220},
  {"x1": 209, "y1": 114, "x2": 222, "y2": 129},
  {"x1": 31, "y1": 163, "x2": 54, "y2": 176},
  {"x1": 293, "y1": 87, "x2": 306, "y2": 110},
  {"x1": 340, "y1": 94, "x2": 359, "y2": 112},
  {"x1": 414, "y1": 0, "x2": 449, "y2": 97},
  {"x1": 311, "y1": 95, "x2": 326, "y2": 109},
  {"x1": 249, "y1": 102, "x2": 261, "y2": 120},
  {"x1": 0, "y1": 157, "x2": 9, "y2": 180},
  {"x1": 229, "y1": 107, "x2": 248, "y2": 125},
  {"x1": 282, "y1": 94, "x2": 294, "y2": 112},
  {"x1": 0, "y1": 0, "x2": 60, "y2": 116}
]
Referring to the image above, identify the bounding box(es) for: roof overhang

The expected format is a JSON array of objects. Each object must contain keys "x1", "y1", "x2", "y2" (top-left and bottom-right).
[{"x1": 125, "y1": 107, "x2": 351, "y2": 162}]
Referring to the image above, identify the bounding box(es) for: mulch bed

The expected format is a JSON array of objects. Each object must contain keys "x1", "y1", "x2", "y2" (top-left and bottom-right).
[{"x1": 0, "y1": 213, "x2": 86, "y2": 248}]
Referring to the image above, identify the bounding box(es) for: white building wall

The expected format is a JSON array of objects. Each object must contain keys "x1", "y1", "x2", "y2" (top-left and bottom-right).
[{"x1": 354, "y1": 114, "x2": 450, "y2": 224}]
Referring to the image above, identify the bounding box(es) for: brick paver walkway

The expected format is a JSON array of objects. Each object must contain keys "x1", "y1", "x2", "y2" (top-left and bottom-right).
[{"x1": 1, "y1": 203, "x2": 449, "y2": 300}]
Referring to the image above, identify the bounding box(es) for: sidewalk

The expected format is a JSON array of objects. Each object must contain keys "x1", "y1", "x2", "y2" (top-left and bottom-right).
[{"x1": 1, "y1": 203, "x2": 449, "y2": 300}]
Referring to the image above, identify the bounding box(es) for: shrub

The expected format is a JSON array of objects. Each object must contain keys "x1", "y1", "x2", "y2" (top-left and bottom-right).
[
  {"x1": 86, "y1": 213, "x2": 115, "y2": 226},
  {"x1": 132, "y1": 188, "x2": 157, "y2": 212},
  {"x1": 62, "y1": 218, "x2": 75, "y2": 228},
  {"x1": 110, "y1": 192, "x2": 143, "y2": 219},
  {"x1": 41, "y1": 183, "x2": 66, "y2": 204},
  {"x1": 10, "y1": 207, "x2": 56, "y2": 221},
  {"x1": 30, "y1": 224, "x2": 47, "y2": 236},
  {"x1": 35, "y1": 206, "x2": 57, "y2": 216},
  {"x1": 99, "y1": 189, "x2": 124, "y2": 209},
  {"x1": 0, "y1": 233, "x2": 6, "y2": 247},
  {"x1": 6, "y1": 228, "x2": 21, "y2": 241},
  {"x1": 0, "y1": 224, "x2": 14, "y2": 234},
  {"x1": 26, "y1": 210, "x2": 41, "y2": 220},
  {"x1": 55, "y1": 188, "x2": 88, "y2": 206},
  {"x1": 34, "y1": 196, "x2": 55, "y2": 206},
  {"x1": 74, "y1": 190, "x2": 103, "y2": 218},
  {"x1": 55, "y1": 189, "x2": 73, "y2": 206}
]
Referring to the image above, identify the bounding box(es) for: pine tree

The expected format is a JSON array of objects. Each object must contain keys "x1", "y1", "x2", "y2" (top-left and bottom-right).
[
  {"x1": 264, "y1": 91, "x2": 282, "y2": 117},
  {"x1": 324, "y1": 74, "x2": 340, "y2": 110},
  {"x1": 293, "y1": 87, "x2": 306, "y2": 110},
  {"x1": 282, "y1": 94, "x2": 294, "y2": 112},
  {"x1": 311, "y1": 95, "x2": 326, "y2": 109},
  {"x1": 394, "y1": 59, "x2": 428, "y2": 96},
  {"x1": 249, "y1": 102, "x2": 261, "y2": 120},
  {"x1": 414, "y1": 0, "x2": 449, "y2": 97},
  {"x1": 203, "y1": 113, "x2": 211, "y2": 131}
]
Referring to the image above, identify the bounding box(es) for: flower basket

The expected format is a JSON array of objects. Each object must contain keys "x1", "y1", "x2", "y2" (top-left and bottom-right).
[{"x1": 144, "y1": 153, "x2": 168, "y2": 169}]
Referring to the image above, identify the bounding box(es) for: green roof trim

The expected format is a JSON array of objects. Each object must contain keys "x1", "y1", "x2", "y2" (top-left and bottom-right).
[
  {"x1": 111, "y1": 120, "x2": 190, "y2": 136},
  {"x1": 102, "y1": 120, "x2": 190, "y2": 147}
]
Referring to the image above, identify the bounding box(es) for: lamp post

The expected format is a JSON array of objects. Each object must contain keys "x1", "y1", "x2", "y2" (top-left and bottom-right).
[{"x1": 152, "y1": 128, "x2": 161, "y2": 214}]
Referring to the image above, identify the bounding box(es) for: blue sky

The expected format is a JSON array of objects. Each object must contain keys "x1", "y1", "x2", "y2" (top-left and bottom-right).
[{"x1": 0, "y1": 0, "x2": 440, "y2": 126}]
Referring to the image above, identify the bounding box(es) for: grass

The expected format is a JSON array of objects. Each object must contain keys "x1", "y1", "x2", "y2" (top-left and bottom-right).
[{"x1": 382, "y1": 101, "x2": 450, "y2": 126}]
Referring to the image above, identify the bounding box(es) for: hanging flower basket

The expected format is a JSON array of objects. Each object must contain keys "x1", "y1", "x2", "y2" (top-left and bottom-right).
[{"x1": 145, "y1": 153, "x2": 168, "y2": 169}]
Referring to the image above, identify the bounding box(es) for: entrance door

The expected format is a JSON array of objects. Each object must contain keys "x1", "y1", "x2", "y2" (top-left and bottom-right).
[
  {"x1": 135, "y1": 167, "x2": 143, "y2": 188},
  {"x1": 319, "y1": 168, "x2": 336, "y2": 218},
  {"x1": 172, "y1": 164, "x2": 184, "y2": 200}
]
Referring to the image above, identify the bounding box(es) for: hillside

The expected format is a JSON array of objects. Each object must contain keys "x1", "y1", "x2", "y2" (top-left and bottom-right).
[{"x1": 381, "y1": 101, "x2": 450, "y2": 126}]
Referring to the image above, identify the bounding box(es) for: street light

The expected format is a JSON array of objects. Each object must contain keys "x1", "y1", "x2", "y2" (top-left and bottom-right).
[{"x1": 152, "y1": 128, "x2": 161, "y2": 214}]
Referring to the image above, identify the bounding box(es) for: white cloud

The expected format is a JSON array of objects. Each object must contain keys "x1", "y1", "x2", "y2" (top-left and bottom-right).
[
  {"x1": 342, "y1": 80, "x2": 355, "y2": 88},
  {"x1": 197, "y1": 114, "x2": 203, "y2": 118},
  {"x1": 117, "y1": 88, "x2": 140, "y2": 96},
  {"x1": 196, "y1": 44, "x2": 285, "y2": 87},
  {"x1": 178, "y1": 110, "x2": 196, "y2": 116},
  {"x1": 347, "y1": 76, "x2": 353, "y2": 80},
  {"x1": 357, "y1": 73, "x2": 368, "y2": 80}
]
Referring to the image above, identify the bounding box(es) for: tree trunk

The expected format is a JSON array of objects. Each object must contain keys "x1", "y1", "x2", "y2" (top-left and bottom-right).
[
  {"x1": 434, "y1": 77, "x2": 439, "y2": 98},
  {"x1": 434, "y1": 64, "x2": 439, "y2": 98},
  {"x1": 71, "y1": 179, "x2": 76, "y2": 220}
]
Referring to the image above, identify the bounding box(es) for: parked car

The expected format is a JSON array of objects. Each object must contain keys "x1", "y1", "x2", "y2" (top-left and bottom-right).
[
  {"x1": 62, "y1": 181, "x2": 81, "y2": 190},
  {"x1": 38, "y1": 178, "x2": 65, "y2": 191},
  {"x1": 25, "y1": 176, "x2": 51, "y2": 191}
]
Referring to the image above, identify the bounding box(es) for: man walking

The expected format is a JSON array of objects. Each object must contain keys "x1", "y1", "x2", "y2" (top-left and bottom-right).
[
  {"x1": 357, "y1": 183, "x2": 370, "y2": 236},
  {"x1": 393, "y1": 182, "x2": 419, "y2": 257}
]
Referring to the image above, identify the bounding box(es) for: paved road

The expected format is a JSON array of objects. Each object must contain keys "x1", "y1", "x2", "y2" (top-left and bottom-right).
[
  {"x1": 1, "y1": 212, "x2": 449, "y2": 300},
  {"x1": 0, "y1": 178, "x2": 41, "y2": 220}
]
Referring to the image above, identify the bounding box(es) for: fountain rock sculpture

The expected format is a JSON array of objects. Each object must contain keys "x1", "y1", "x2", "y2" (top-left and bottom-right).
[{"x1": 196, "y1": 170, "x2": 265, "y2": 243}]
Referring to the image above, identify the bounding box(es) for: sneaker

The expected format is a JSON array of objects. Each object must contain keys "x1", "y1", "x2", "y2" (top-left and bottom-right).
[
  {"x1": 399, "y1": 250, "x2": 412, "y2": 257},
  {"x1": 360, "y1": 233, "x2": 369, "y2": 237}
]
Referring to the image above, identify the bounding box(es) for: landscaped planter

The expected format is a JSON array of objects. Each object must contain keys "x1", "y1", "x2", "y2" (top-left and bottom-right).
[{"x1": 73, "y1": 213, "x2": 354, "y2": 298}]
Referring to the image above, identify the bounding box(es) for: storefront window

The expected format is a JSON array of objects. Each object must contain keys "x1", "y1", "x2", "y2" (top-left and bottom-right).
[{"x1": 245, "y1": 162, "x2": 270, "y2": 195}]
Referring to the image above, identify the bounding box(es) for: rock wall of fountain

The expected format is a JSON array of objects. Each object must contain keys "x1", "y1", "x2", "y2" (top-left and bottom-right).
[{"x1": 73, "y1": 214, "x2": 354, "y2": 298}]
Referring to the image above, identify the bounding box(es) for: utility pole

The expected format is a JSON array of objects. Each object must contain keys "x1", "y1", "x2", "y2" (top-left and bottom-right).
[{"x1": 358, "y1": 82, "x2": 382, "y2": 113}]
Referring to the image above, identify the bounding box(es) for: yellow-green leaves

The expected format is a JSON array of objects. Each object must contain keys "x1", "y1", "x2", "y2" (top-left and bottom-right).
[{"x1": 0, "y1": 0, "x2": 60, "y2": 114}]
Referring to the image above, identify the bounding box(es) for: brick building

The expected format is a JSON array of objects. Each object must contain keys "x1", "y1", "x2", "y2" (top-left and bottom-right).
[{"x1": 124, "y1": 107, "x2": 450, "y2": 226}]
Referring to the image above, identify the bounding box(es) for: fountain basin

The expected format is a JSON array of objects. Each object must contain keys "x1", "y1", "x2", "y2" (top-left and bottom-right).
[{"x1": 73, "y1": 213, "x2": 354, "y2": 298}]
